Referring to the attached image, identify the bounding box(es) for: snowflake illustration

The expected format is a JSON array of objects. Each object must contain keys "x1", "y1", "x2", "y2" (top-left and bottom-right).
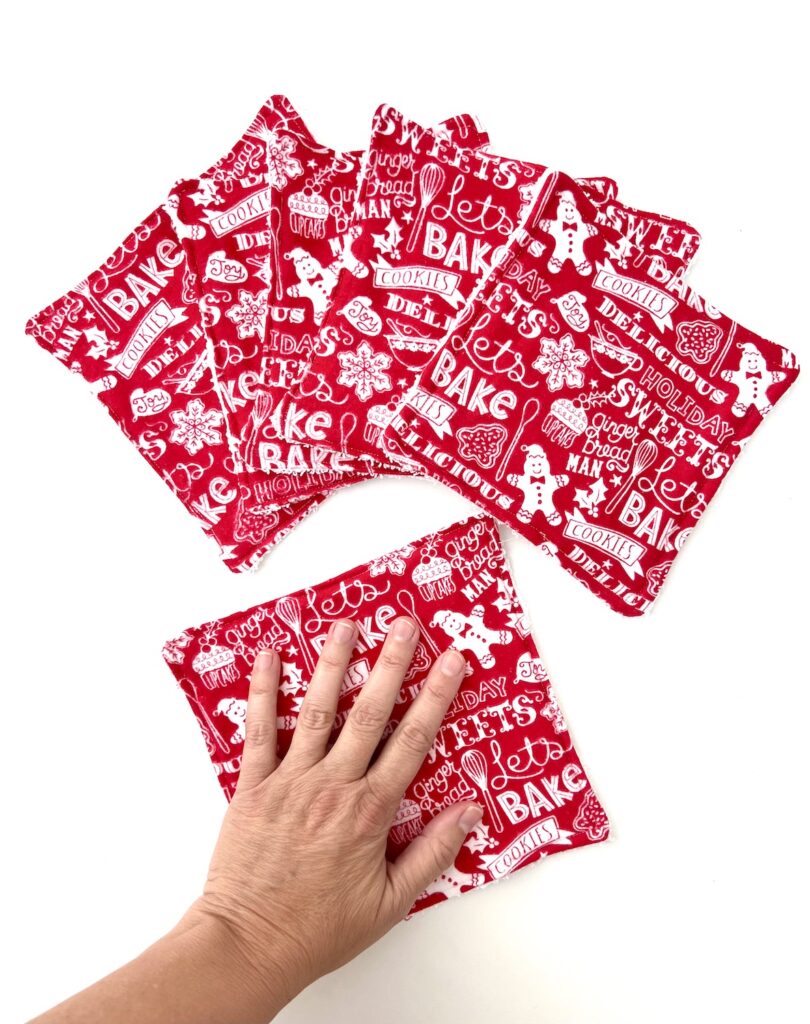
[
  {"x1": 532, "y1": 333, "x2": 589, "y2": 392},
  {"x1": 266, "y1": 133, "x2": 303, "y2": 189},
  {"x1": 369, "y1": 543, "x2": 415, "y2": 577},
  {"x1": 225, "y1": 289, "x2": 269, "y2": 340},
  {"x1": 169, "y1": 399, "x2": 224, "y2": 455},
  {"x1": 337, "y1": 342, "x2": 392, "y2": 401}
]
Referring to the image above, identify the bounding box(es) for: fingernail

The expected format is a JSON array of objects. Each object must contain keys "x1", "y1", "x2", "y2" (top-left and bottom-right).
[
  {"x1": 330, "y1": 620, "x2": 355, "y2": 644},
  {"x1": 392, "y1": 617, "x2": 416, "y2": 641},
  {"x1": 459, "y1": 805, "x2": 483, "y2": 833},
  {"x1": 256, "y1": 649, "x2": 276, "y2": 669},
  {"x1": 440, "y1": 649, "x2": 465, "y2": 675}
]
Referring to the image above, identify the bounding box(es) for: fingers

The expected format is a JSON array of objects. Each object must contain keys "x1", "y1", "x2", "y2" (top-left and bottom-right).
[
  {"x1": 366, "y1": 649, "x2": 466, "y2": 801},
  {"x1": 235, "y1": 649, "x2": 281, "y2": 793},
  {"x1": 285, "y1": 619, "x2": 357, "y2": 768},
  {"x1": 387, "y1": 802, "x2": 483, "y2": 915},
  {"x1": 328, "y1": 617, "x2": 420, "y2": 777}
]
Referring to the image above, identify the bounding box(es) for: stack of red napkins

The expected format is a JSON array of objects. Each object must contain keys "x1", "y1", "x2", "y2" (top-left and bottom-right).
[{"x1": 28, "y1": 96, "x2": 799, "y2": 613}]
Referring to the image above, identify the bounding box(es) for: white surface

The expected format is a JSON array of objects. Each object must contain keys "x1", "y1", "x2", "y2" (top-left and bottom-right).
[{"x1": 2, "y1": 2, "x2": 808, "y2": 1021}]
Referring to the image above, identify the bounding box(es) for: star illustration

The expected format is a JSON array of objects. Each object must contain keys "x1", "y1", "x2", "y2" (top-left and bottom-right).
[
  {"x1": 421, "y1": 295, "x2": 432, "y2": 306},
  {"x1": 610, "y1": 474, "x2": 623, "y2": 487},
  {"x1": 402, "y1": 212, "x2": 413, "y2": 223},
  {"x1": 287, "y1": 644, "x2": 298, "y2": 656},
  {"x1": 633, "y1": 312, "x2": 644, "y2": 322},
  {"x1": 397, "y1": 377, "x2": 410, "y2": 387},
  {"x1": 307, "y1": 160, "x2": 318, "y2": 169},
  {"x1": 590, "y1": 379, "x2": 600, "y2": 389},
  {"x1": 603, "y1": 559, "x2": 613, "y2": 570}
]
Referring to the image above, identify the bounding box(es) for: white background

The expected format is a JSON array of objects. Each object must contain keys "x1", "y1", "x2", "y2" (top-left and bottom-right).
[{"x1": 2, "y1": 2, "x2": 808, "y2": 1021}]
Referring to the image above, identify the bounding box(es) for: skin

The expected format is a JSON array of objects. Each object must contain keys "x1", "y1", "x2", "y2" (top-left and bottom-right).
[{"x1": 31, "y1": 617, "x2": 482, "y2": 1024}]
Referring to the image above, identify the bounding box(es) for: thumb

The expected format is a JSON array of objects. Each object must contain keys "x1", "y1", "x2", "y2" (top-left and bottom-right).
[{"x1": 387, "y1": 802, "x2": 483, "y2": 917}]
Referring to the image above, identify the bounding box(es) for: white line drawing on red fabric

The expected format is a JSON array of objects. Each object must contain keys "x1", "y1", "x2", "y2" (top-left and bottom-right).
[
  {"x1": 405, "y1": 163, "x2": 446, "y2": 254},
  {"x1": 192, "y1": 643, "x2": 239, "y2": 689},
  {"x1": 186, "y1": 677, "x2": 230, "y2": 754},
  {"x1": 537, "y1": 190, "x2": 599, "y2": 275},
  {"x1": 215, "y1": 697, "x2": 248, "y2": 744},
  {"x1": 721, "y1": 341, "x2": 787, "y2": 417},
  {"x1": 430, "y1": 606, "x2": 513, "y2": 669},
  {"x1": 275, "y1": 595, "x2": 315, "y2": 675},
  {"x1": 423, "y1": 865, "x2": 484, "y2": 899},
  {"x1": 457, "y1": 423, "x2": 508, "y2": 469},
  {"x1": 495, "y1": 398, "x2": 542, "y2": 480},
  {"x1": 508, "y1": 444, "x2": 569, "y2": 527},
  {"x1": 532, "y1": 333, "x2": 590, "y2": 392},
  {"x1": 604, "y1": 438, "x2": 658, "y2": 515},
  {"x1": 460, "y1": 748, "x2": 504, "y2": 833}
]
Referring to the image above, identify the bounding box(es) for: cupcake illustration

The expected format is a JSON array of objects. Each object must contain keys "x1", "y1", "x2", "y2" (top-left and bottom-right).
[
  {"x1": 192, "y1": 643, "x2": 239, "y2": 689},
  {"x1": 543, "y1": 398, "x2": 588, "y2": 449},
  {"x1": 287, "y1": 188, "x2": 330, "y2": 239},
  {"x1": 390, "y1": 798, "x2": 423, "y2": 845},
  {"x1": 364, "y1": 401, "x2": 397, "y2": 446},
  {"x1": 412, "y1": 547, "x2": 455, "y2": 600}
]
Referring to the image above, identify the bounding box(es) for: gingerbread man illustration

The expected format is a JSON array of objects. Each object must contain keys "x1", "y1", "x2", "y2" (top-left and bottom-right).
[
  {"x1": 215, "y1": 697, "x2": 248, "y2": 743},
  {"x1": 430, "y1": 605, "x2": 513, "y2": 669},
  {"x1": 721, "y1": 341, "x2": 786, "y2": 417},
  {"x1": 537, "y1": 190, "x2": 599, "y2": 275},
  {"x1": 285, "y1": 226, "x2": 367, "y2": 325},
  {"x1": 508, "y1": 443, "x2": 569, "y2": 527}
]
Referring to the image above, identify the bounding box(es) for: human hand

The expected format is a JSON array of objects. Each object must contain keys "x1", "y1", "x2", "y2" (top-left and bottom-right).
[{"x1": 185, "y1": 616, "x2": 482, "y2": 1017}]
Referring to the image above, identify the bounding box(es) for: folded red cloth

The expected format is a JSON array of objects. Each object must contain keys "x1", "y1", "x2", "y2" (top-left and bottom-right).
[
  {"x1": 163, "y1": 513, "x2": 609, "y2": 914},
  {"x1": 290, "y1": 104, "x2": 701, "y2": 467},
  {"x1": 25, "y1": 204, "x2": 333, "y2": 571},
  {"x1": 383, "y1": 172, "x2": 799, "y2": 614}
]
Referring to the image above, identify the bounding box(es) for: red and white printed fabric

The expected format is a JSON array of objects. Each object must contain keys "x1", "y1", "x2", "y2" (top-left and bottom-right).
[
  {"x1": 290, "y1": 105, "x2": 700, "y2": 467},
  {"x1": 383, "y1": 171, "x2": 799, "y2": 615},
  {"x1": 162, "y1": 513, "x2": 609, "y2": 915},
  {"x1": 170, "y1": 96, "x2": 489, "y2": 480},
  {"x1": 25, "y1": 204, "x2": 323, "y2": 572}
]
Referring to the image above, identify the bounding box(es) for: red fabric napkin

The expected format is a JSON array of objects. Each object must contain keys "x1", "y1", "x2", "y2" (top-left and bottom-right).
[
  {"x1": 384, "y1": 172, "x2": 800, "y2": 614},
  {"x1": 162, "y1": 513, "x2": 609, "y2": 914},
  {"x1": 25, "y1": 204, "x2": 327, "y2": 571},
  {"x1": 290, "y1": 105, "x2": 700, "y2": 466}
]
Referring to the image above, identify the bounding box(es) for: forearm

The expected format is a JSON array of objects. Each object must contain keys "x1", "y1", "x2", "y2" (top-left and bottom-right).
[{"x1": 29, "y1": 907, "x2": 291, "y2": 1024}]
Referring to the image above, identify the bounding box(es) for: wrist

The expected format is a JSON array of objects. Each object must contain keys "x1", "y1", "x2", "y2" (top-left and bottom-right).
[{"x1": 176, "y1": 897, "x2": 304, "y2": 1020}]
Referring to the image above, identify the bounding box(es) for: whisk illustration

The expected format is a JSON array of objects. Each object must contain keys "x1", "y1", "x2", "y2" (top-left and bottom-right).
[
  {"x1": 74, "y1": 277, "x2": 119, "y2": 333},
  {"x1": 245, "y1": 391, "x2": 273, "y2": 467},
  {"x1": 405, "y1": 163, "x2": 445, "y2": 253},
  {"x1": 275, "y1": 595, "x2": 315, "y2": 674},
  {"x1": 605, "y1": 438, "x2": 658, "y2": 515},
  {"x1": 460, "y1": 749, "x2": 504, "y2": 833}
]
